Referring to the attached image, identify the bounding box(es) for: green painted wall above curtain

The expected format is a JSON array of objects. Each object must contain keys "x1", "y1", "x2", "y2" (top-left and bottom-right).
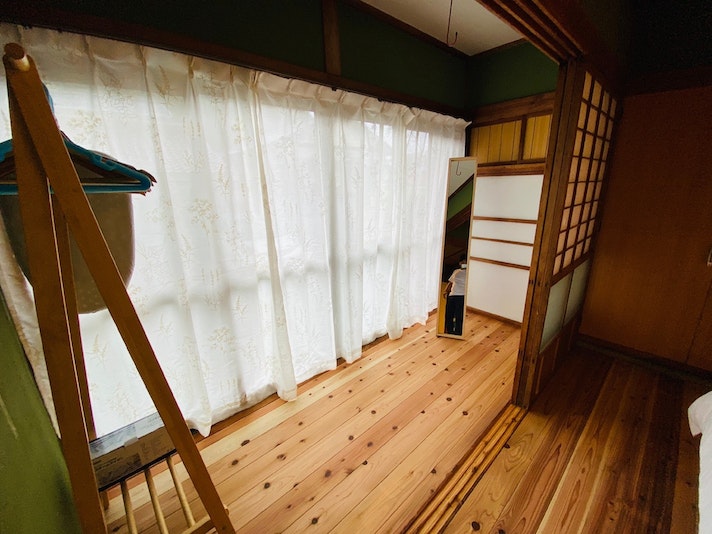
[
  {"x1": 31, "y1": 0, "x2": 327, "y2": 72},
  {"x1": 6, "y1": 1, "x2": 558, "y2": 112},
  {"x1": 0, "y1": 292, "x2": 81, "y2": 533},
  {"x1": 466, "y1": 42, "x2": 558, "y2": 108},
  {"x1": 337, "y1": 1, "x2": 467, "y2": 109}
]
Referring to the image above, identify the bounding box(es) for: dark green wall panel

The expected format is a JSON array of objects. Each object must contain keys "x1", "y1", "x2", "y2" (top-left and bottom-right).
[
  {"x1": 337, "y1": 2, "x2": 467, "y2": 109},
  {"x1": 467, "y1": 42, "x2": 558, "y2": 108},
  {"x1": 0, "y1": 292, "x2": 81, "y2": 533},
  {"x1": 43, "y1": 0, "x2": 327, "y2": 72}
]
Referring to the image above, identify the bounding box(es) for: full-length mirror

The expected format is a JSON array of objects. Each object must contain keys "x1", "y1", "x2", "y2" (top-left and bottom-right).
[{"x1": 437, "y1": 157, "x2": 477, "y2": 338}]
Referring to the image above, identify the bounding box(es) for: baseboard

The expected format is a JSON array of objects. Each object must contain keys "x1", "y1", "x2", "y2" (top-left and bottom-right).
[
  {"x1": 467, "y1": 306, "x2": 521, "y2": 327},
  {"x1": 576, "y1": 335, "x2": 712, "y2": 386}
]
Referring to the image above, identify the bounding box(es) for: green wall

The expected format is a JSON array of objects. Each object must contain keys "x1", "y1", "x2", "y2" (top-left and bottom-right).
[
  {"x1": 447, "y1": 181, "x2": 474, "y2": 220},
  {"x1": 40, "y1": 0, "x2": 327, "y2": 72},
  {"x1": 338, "y1": 1, "x2": 467, "y2": 109},
  {"x1": 17, "y1": 0, "x2": 468, "y2": 110},
  {"x1": 466, "y1": 41, "x2": 558, "y2": 108},
  {"x1": 0, "y1": 292, "x2": 81, "y2": 533}
]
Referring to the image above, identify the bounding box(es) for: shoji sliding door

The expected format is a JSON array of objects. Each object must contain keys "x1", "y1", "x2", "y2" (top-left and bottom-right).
[
  {"x1": 466, "y1": 94, "x2": 554, "y2": 324},
  {"x1": 516, "y1": 62, "x2": 620, "y2": 403},
  {"x1": 468, "y1": 174, "x2": 543, "y2": 322}
]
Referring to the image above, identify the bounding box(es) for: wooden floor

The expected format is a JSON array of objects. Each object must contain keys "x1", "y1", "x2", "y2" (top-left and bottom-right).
[
  {"x1": 104, "y1": 319, "x2": 709, "y2": 534},
  {"x1": 441, "y1": 345, "x2": 708, "y2": 534},
  {"x1": 104, "y1": 312, "x2": 521, "y2": 533}
]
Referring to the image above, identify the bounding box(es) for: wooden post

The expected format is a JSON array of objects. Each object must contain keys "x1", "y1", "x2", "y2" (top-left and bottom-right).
[
  {"x1": 6, "y1": 64, "x2": 107, "y2": 533},
  {"x1": 3, "y1": 43, "x2": 234, "y2": 533}
]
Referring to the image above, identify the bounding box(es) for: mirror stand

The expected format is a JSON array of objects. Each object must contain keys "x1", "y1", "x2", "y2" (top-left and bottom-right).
[{"x1": 437, "y1": 157, "x2": 477, "y2": 339}]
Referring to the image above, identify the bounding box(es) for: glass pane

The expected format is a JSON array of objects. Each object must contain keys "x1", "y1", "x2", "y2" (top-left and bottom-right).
[
  {"x1": 541, "y1": 273, "x2": 572, "y2": 349},
  {"x1": 564, "y1": 260, "x2": 591, "y2": 324}
]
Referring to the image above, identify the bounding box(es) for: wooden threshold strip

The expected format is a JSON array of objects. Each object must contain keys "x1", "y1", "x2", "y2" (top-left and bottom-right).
[{"x1": 405, "y1": 403, "x2": 526, "y2": 533}]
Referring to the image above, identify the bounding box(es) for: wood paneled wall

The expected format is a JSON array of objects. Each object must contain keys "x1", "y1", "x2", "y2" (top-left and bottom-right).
[{"x1": 580, "y1": 85, "x2": 712, "y2": 370}]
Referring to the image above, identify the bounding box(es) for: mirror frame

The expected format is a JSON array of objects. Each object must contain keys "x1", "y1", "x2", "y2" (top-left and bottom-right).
[{"x1": 437, "y1": 157, "x2": 477, "y2": 339}]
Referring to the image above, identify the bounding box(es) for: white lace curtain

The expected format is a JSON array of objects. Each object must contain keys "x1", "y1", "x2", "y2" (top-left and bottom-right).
[{"x1": 0, "y1": 24, "x2": 467, "y2": 436}]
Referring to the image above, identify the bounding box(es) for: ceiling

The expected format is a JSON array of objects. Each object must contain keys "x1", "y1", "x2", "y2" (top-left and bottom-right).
[{"x1": 360, "y1": 0, "x2": 522, "y2": 56}]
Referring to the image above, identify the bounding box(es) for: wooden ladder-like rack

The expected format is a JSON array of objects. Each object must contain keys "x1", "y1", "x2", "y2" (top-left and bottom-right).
[{"x1": 3, "y1": 43, "x2": 234, "y2": 533}]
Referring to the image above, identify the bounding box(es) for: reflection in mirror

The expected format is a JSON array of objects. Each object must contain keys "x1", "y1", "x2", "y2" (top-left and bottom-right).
[{"x1": 437, "y1": 157, "x2": 477, "y2": 338}]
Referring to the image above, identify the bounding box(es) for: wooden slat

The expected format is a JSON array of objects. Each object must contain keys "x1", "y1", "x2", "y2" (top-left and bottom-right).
[
  {"x1": 471, "y1": 93, "x2": 555, "y2": 125},
  {"x1": 321, "y1": 0, "x2": 341, "y2": 75}
]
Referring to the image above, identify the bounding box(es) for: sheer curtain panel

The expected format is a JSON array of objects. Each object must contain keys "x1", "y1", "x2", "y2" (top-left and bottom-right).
[{"x1": 0, "y1": 24, "x2": 467, "y2": 436}]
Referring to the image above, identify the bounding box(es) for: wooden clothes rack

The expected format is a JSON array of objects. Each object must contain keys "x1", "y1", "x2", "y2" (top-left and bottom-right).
[{"x1": 2, "y1": 43, "x2": 234, "y2": 533}]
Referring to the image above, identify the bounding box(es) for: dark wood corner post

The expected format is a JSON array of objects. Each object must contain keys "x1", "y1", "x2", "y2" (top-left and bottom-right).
[{"x1": 322, "y1": 0, "x2": 342, "y2": 76}]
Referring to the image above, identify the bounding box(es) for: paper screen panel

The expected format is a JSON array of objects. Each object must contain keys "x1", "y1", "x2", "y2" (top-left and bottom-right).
[
  {"x1": 471, "y1": 220, "x2": 536, "y2": 244},
  {"x1": 473, "y1": 175, "x2": 544, "y2": 220},
  {"x1": 540, "y1": 273, "x2": 572, "y2": 349},
  {"x1": 467, "y1": 260, "x2": 530, "y2": 322},
  {"x1": 470, "y1": 239, "x2": 533, "y2": 267},
  {"x1": 564, "y1": 259, "x2": 590, "y2": 324}
]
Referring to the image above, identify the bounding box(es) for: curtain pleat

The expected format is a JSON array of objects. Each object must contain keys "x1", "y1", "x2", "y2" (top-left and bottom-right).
[{"x1": 0, "y1": 24, "x2": 467, "y2": 436}]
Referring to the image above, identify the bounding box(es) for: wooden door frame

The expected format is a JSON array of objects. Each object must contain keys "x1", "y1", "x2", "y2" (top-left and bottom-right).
[
  {"x1": 513, "y1": 60, "x2": 586, "y2": 406},
  {"x1": 475, "y1": 1, "x2": 623, "y2": 407}
]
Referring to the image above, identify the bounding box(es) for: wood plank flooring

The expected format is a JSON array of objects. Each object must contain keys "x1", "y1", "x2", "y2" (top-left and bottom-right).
[
  {"x1": 441, "y1": 345, "x2": 708, "y2": 534},
  {"x1": 103, "y1": 313, "x2": 520, "y2": 533}
]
